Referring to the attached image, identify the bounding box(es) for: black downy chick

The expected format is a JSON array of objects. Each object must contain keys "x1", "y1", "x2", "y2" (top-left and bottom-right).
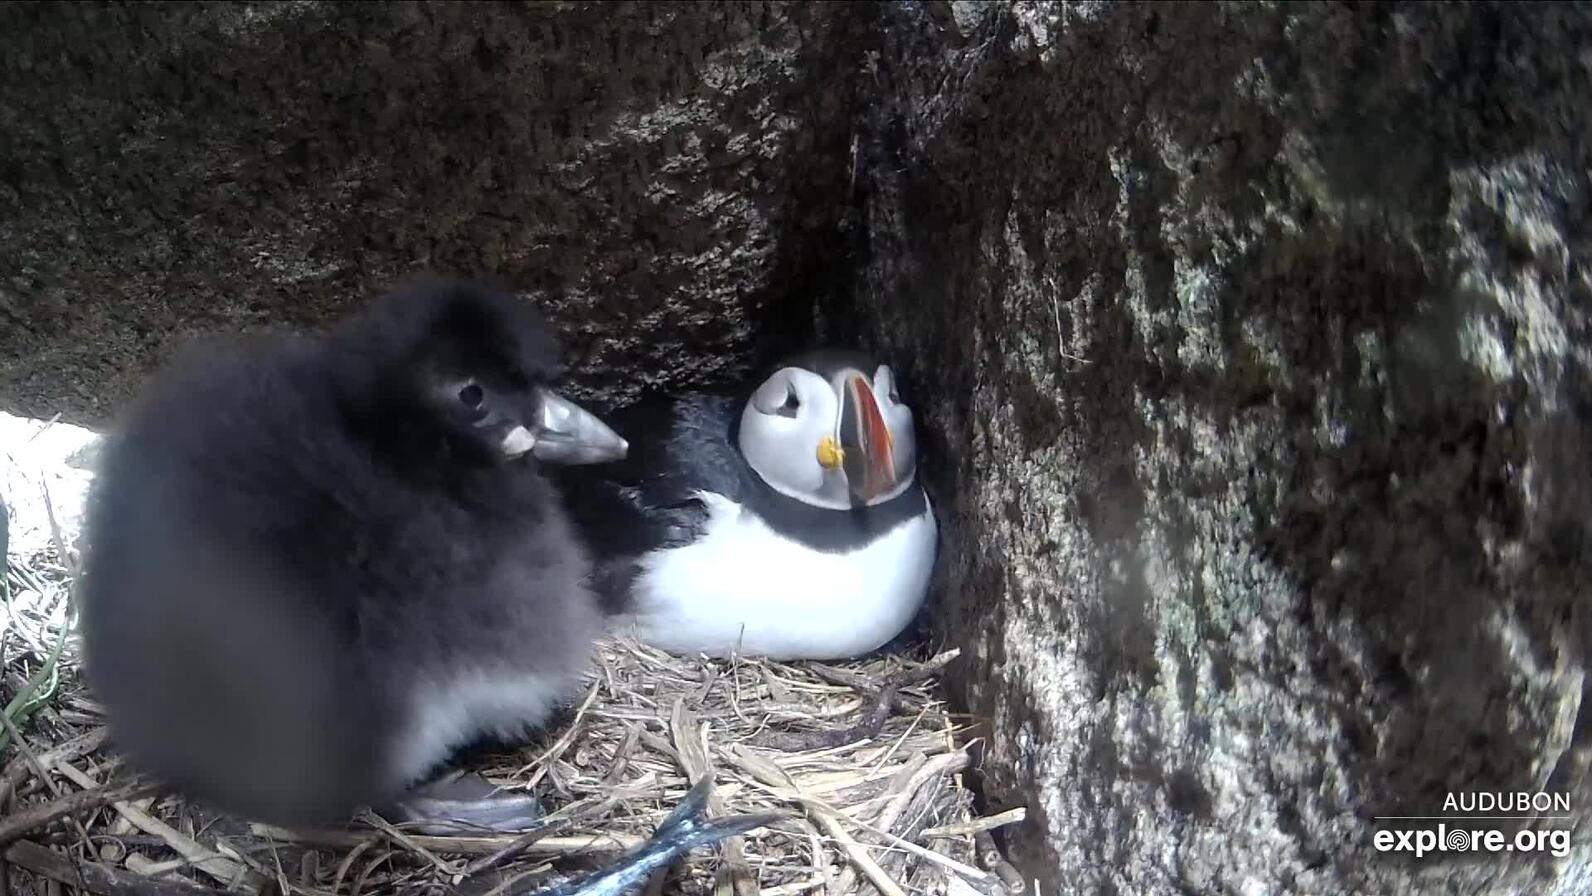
[{"x1": 78, "y1": 277, "x2": 628, "y2": 830}]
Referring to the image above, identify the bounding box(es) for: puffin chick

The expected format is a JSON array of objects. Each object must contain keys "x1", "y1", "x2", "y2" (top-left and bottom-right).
[
  {"x1": 554, "y1": 350, "x2": 938, "y2": 661},
  {"x1": 78, "y1": 277, "x2": 627, "y2": 831}
]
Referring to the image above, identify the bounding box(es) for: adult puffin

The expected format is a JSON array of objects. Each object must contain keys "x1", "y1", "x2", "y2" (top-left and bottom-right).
[{"x1": 554, "y1": 350, "x2": 938, "y2": 661}]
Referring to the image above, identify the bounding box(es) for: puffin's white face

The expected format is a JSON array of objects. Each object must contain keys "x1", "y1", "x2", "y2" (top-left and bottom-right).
[{"x1": 738, "y1": 363, "x2": 918, "y2": 510}]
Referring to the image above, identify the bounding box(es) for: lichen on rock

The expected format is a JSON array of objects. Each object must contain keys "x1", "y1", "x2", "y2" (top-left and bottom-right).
[{"x1": 854, "y1": 2, "x2": 1592, "y2": 893}]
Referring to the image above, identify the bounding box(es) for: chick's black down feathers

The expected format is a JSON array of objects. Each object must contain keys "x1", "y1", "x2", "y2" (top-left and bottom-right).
[{"x1": 79, "y1": 279, "x2": 599, "y2": 826}]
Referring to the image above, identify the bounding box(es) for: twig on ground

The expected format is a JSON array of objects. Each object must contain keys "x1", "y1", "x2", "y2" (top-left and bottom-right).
[
  {"x1": 975, "y1": 830, "x2": 1026, "y2": 895},
  {"x1": 0, "y1": 704, "x2": 66, "y2": 800},
  {"x1": 669, "y1": 701, "x2": 757, "y2": 896},
  {"x1": 358, "y1": 810, "x2": 460, "y2": 877},
  {"x1": 922, "y1": 808, "x2": 1026, "y2": 839},
  {"x1": 847, "y1": 817, "x2": 988, "y2": 883},
  {"x1": 458, "y1": 820, "x2": 574, "y2": 879},
  {"x1": 0, "y1": 777, "x2": 160, "y2": 847},
  {"x1": 518, "y1": 680, "x2": 602, "y2": 787},
  {"x1": 750, "y1": 686, "x2": 898, "y2": 752},
  {"x1": 329, "y1": 834, "x2": 382, "y2": 896},
  {"x1": 5, "y1": 840, "x2": 225, "y2": 896},
  {"x1": 755, "y1": 650, "x2": 960, "y2": 754},
  {"x1": 52, "y1": 762, "x2": 263, "y2": 893},
  {"x1": 810, "y1": 649, "x2": 961, "y2": 696},
  {"x1": 252, "y1": 825, "x2": 643, "y2": 857},
  {"x1": 873, "y1": 750, "x2": 971, "y2": 835},
  {"x1": 808, "y1": 808, "x2": 909, "y2": 896},
  {"x1": 720, "y1": 745, "x2": 908, "y2": 896},
  {"x1": 0, "y1": 727, "x2": 108, "y2": 803},
  {"x1": 350, "y1": 848, "x2": 392, "y2": 896}
]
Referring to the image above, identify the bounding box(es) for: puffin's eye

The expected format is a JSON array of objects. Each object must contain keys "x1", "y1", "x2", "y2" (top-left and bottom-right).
[
  {"x1": 878, "y1": 368, "x2": 900, "y2": 404},
  {"x1": 776, "y1": 384, "x2": 800, "y2": 418},
  {"x1": 458, "y1": 383, "x2": 485, "y2": 409}
]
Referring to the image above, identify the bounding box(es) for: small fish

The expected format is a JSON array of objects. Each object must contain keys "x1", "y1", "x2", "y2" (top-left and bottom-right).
[{"x1": 529, "y1": 776, "x2": 781, "y2": 896}]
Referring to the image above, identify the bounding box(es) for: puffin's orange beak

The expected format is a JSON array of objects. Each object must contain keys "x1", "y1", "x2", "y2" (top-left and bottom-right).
[{"x1": 839, "y1": 374, "x2": 895, "y2": 502}]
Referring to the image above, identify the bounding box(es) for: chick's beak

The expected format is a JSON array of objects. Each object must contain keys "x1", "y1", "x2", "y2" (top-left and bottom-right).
[
  {"x1": 509, "y1": 390, "x2": 628, "y2": 465},
  {"x1": 500, "y1": 425, "x2": 539, "y2": 458},
  {"x1": 839, "y1": 374, "x2": 896, "y2": 502}
]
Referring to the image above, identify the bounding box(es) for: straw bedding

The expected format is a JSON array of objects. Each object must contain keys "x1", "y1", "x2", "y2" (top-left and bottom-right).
[{"x1": 2, "y1": 531, "x2": 1026, "y2": 896}]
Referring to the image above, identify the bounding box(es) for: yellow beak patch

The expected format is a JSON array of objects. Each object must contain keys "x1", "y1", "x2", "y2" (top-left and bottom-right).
[{"x1": 816, "y1": 435, "x2": 844, "y2": 470}]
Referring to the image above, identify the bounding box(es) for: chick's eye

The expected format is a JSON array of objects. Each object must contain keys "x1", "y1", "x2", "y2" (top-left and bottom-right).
[
  {"x1": 458, "y1": 383, "x2": 485, "y2": 409},
  {"x1": 776, "y1": 385, "x2": 800, "y2": 418}
]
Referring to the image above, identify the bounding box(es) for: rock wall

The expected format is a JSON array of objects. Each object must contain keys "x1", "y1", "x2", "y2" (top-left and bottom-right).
[
  {"x1": 0, "y1": 0, "x2": 871, "y2": 422},
  {"x1": 853, "y1": 2, "x2": 1592, "y2": 893}
]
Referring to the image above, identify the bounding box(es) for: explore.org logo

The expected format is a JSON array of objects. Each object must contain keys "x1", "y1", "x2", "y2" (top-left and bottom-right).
[{"x1": 1374, "y1": 792, "x2": 1572, "y2": 859}]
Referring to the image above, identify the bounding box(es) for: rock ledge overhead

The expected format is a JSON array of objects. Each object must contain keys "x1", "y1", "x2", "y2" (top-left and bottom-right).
[{"x1": 0, "y1": 1, "x2": 874, "y2": 420}]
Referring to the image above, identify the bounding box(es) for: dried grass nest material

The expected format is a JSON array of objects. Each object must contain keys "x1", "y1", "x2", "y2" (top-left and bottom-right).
[{"x1": 3, "y1": 546, "x2": 1026, "y2": 896}]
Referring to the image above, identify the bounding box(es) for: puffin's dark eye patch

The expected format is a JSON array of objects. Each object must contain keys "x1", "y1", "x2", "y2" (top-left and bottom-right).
[
  {"x1": 458, "y1": 383, "x2": 485, "y2": 409},
  {"x1": 777, "y1": 385, "x2": 800, "y2": 417}
]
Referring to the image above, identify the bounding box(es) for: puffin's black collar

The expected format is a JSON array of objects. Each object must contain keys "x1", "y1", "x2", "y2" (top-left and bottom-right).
[{"x1": 726, "y1": 396, "x2": 928, "y2": 553}]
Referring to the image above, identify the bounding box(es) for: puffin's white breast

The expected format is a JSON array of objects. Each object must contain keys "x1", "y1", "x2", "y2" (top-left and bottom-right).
[{"x1": 617, "y1": 491, "x2": 938, "y2": 661}]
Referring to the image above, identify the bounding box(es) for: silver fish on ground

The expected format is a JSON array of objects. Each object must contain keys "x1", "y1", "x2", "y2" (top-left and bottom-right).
[{"x1": 528, "y1": 776, "x2": 782, "y2": 896}]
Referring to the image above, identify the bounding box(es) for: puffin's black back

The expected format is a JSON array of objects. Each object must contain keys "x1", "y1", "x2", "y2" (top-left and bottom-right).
[
  {"x1": 553, "y1": 352, "x2": 887, "y2": 556},
  {"x1": 79, "y1": 279, "x2": 596, "y2": 825},
  {"x1": 552, "y1": 394, "x2": 750, "y2": 612}
]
